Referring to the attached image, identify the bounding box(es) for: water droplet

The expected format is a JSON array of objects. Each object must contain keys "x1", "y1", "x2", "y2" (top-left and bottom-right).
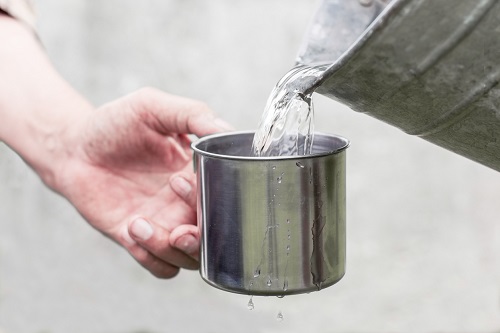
[
  {"x1": 267, "y1": 277, "x2": 272, "y2": 287},
  {"x1": 247, "y1": 297, "x2": 255, "y2": 310},
  {"x1": 287, "y1": 234, "x2": 291, "y2": 240},
  {"x1": 277, "y1": 173, "x2": 284, "y2": 184},
  {"x1": 276, "y1": 311, "x2": 284, "y2": 322},
  {"x1": 296, "y1": 161, "x2": 305, "y2": 168},
  {"x1": 287, "y1": 219, "x2": 290, "y2": 224},
  {"x1": 286, "y1": 245, "x2": 290, "y2": 251},
  {"x1": 253, "y1": 268, "x2": 261, "y2": 278},
  {"x1": 277, "y1": 295, "x2": 285, "y2": 299},
  {"x1": 283, "y1": 280, "x2": 289, "y2": 291},
  {"x1": 272, "y1": 166, "x2": 276, "y2": 170}
]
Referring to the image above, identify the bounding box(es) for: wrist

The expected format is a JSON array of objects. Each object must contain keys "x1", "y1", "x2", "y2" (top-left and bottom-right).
[
  {"x1": 0, "y1": 14, "x2": 94, "y2": 193},
  {"x1": 20, "y1": 101, "x2": 94, "y2": 193},
  {"x1": 1, "y1": 88, "x2": 94, "y2": 193}
]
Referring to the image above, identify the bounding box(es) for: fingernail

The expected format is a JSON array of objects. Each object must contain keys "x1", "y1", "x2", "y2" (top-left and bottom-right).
[
  {"x1": 214, "y1": 118, "x2": 235, "y2": 131},
  {"x1": 174, "y1": 234, "x2": 198, "y2": 255},
  {"x1": 171, "y1": 176, "x2": 192, "y2": 198},
  {"x1": 130, "y1": 218, "x2": 153, "y2": 241}
]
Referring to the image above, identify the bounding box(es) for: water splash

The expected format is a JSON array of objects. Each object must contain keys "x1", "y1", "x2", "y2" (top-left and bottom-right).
[
  {"x1": 276, "y1": 311, "x2": 284, "y2": 322},
  {"x1": 252, "y1": 65, "x2": 327, "y2": 157}
]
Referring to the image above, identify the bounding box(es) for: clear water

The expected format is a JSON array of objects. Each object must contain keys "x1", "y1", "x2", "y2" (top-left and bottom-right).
[
  {"x1": 252, "y1": 64, "x2": 327, "y2": 157},
  {"x1": 247, "y1": 296, "x2": 255, "y2": 310},
  {"x1": 247, "y1": 65, "x2": 328, "y2": 303}
]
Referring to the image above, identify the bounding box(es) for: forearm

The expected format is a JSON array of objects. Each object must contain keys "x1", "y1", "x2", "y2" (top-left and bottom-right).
[
  {"x1": 0, "y1": 4, "x2": 230, "y2": 277},
  {"x1": 0, "y1": 14, "x2": 93, "y2": 190}
]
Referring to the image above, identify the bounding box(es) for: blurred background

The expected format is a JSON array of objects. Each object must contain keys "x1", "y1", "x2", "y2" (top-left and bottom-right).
[{"x1": 1, "y1": 0, "x2": 499, "y2": 332}]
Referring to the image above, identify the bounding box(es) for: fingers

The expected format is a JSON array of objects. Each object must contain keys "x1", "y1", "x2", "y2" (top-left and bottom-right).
[
  {"x1": 127, "y1": 87, "x2": 234, "y2": 137},
  {"x1": 170, "y1": 173, "x2": 197, "y2": 209},
  {"x1": 123, "y1": 217, "x2": 199, "y2": 278},
  {"x1": 169, "y1": 224, "x2": 200, "y2": 260},
  {"x1": 120, "y1": 226, "x2": 180, "y2": 278},
  {"x1": 127, "y1": 243, "x2": 181, "y2": 279}
]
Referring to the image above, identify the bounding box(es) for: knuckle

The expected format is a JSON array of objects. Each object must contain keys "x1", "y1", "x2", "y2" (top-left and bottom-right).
[
  {"x1": 128, "y1": 87, "x2": 161, "y2": 111},
  {"x1": 191, "y1": 100, "x2": 211, "y2": 112},
  {"x1": 134, "y1": 86, "x2": 159, "y2": 99}
]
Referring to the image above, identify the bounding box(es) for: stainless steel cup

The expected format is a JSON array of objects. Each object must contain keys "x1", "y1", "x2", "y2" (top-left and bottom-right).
[{"x1": 192, "y1": 131, "x2": 349, "y2": 296}]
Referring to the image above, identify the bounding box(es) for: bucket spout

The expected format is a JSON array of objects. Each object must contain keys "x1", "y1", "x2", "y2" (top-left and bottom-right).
[{"x1": 299, "y1": 0, "x2": 500, "y2": 171}]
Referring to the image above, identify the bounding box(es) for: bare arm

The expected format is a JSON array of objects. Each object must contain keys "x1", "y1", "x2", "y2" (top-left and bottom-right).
[
  {"x1": 0, "y1": 13, "x2": 92, "y2": 188},
  {"x1": 0, "y1": 13, "x2": 233, "y2": 278}
]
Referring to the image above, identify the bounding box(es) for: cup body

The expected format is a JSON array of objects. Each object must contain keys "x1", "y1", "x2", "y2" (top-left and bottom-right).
[{"x1": 192, "y1": 131, "x2": 349, "y2": 296}]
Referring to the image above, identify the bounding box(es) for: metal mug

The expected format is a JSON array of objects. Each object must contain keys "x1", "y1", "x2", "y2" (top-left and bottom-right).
[{"x1": 191, "y1": 131, "x2": 349, "y2": 296}]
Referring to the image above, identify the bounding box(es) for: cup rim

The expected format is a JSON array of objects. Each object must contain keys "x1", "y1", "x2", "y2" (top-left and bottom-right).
[{"x1": 191, "y1": 130, "x2": 349, "y2": 161}]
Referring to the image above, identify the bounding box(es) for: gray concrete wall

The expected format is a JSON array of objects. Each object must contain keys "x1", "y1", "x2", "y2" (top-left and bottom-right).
[{"x1": 0, "y1": 0, "x2": 499, "y2": 332}]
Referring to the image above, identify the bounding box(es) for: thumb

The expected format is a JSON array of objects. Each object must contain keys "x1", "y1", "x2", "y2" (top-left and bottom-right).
[{"x1": 127, "y1": 87, "x2": 234, "y2": 137}]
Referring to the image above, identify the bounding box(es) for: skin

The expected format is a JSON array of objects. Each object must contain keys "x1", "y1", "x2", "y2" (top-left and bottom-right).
[{"x1": 0, "y1": 13, "x2": 232, "y2": 278}]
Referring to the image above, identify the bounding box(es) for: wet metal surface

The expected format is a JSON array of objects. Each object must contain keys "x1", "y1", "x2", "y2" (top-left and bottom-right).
[
  {"x1": 299, "y1": 0, "x2": 500, "y2": 171},
  {"x1": 0, "y1": 0, "x2": 499, "y2": 332}
]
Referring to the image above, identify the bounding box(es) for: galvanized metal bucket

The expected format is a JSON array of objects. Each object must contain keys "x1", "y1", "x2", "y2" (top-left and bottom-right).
[
  {"x1": 298, "y1": 0, "x2": 500, "y2": 171},
  {"x1": 192, "y1": 131, "x2": 349, "y2": 296}
]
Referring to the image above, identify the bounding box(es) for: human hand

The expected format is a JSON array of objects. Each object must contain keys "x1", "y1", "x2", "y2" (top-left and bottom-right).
[
  {"x1": 55, "y1": 88, "x2": 232, "y2": 278},
  {"x1": 0, "y1": 17, "x2": 228, "y2": 278}
]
